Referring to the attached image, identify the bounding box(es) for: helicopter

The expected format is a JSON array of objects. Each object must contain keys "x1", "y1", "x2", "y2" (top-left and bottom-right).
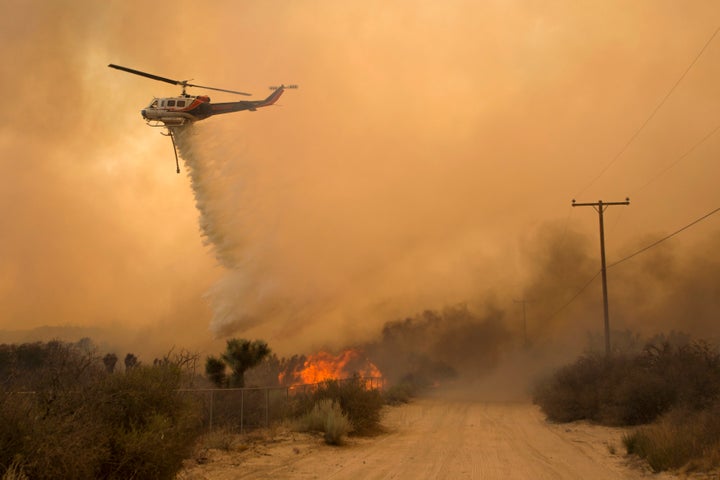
[{"x1": 108, "y1": 64, "x2": 296, "y2": 173}]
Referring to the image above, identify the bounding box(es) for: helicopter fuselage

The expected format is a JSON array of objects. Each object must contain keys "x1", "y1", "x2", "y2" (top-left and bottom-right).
[
  {"x1": 141, "y1": 95, "x2": 212, "y2": 126},
  {"x1": 140, "y1": 86, "x2": 285, "y2": 127}
]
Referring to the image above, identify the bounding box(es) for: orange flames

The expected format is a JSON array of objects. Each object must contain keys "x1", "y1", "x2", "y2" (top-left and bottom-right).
[{"x1": 279, "y1": 349, "x2": 382, "y2": 387}]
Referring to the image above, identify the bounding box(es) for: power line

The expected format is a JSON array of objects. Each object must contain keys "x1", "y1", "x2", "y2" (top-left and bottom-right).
[
  {"x1": 541, "y1": 205, "x2": 720, "y2": 326},
  {"x1": 635, "y1": 124, "x2": 720, "y2": 193},
  {"x1": 576, "y1": 25, "x2": 720, "y2": 198},
  {"x1": 543, "y1": 270, "x2": 601, "y2": 324},
  {"x1": 607, "y1": 206, "x2": 720, "y2": 269}
]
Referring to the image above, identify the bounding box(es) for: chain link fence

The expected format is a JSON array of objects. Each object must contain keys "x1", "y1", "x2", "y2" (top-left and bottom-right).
[{"x1": 180, "y1": 377, "x2": 384, "y2": 432}]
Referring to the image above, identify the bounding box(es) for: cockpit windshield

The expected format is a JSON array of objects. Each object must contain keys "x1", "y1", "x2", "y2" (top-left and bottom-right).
[{"x1": 147, "y1": 99, "x2": 158, "y2": 109}]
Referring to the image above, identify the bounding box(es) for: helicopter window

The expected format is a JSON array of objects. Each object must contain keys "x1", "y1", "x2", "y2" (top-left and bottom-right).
[
  {"x1": 150, "y1": 100, "x2": 158, "y2": 108},
  {"x1": 167, "y1": 100, "x2": 176, "y2": 107},
  {"x1": 176, "y1": 100, "x2": 185, "y2": 107},
  {"x1": 160, "y1": 100, "x2": 165, "y2": 107}
]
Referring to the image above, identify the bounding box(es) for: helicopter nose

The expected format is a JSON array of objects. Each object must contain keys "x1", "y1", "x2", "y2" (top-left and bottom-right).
[{"x1": 141, "y1": 109, "x2": 147, "y2": 118}]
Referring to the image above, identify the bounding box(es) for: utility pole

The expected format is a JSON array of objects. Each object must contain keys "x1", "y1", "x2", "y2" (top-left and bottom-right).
[
  {"x1": 572, "y1": 198, "x2": 630, "y2": 356},
  {"x1": 513, "y1": 299, "x2": 532, "y2": 348}
]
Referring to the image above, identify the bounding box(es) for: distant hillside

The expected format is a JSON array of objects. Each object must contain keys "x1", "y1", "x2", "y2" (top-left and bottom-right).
[{"x1": 0, "y1": 325, "x2": 108, "y2": 345}]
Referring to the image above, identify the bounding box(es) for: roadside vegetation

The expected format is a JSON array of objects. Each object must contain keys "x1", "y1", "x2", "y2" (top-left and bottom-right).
[
  {"x1": 289, "y1": 375, "x2": 385, "y2": 444},
  {"x1": 533, "y1": 336, "x2": 720, "y2": 472},
  {"x1": 0, "y1": 336, "x2": 419, "y2": 477},
  {"x1": 0, "y1": 340, "x2": 203, "y2": 480}
]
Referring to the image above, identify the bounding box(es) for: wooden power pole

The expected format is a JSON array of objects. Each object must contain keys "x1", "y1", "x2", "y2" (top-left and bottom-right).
[
  {"x1": 513, "y1": 298, "x2": 532, "y2": 347},
  {"x1": 572, "y1": 198, "x2": 630, "y2": 356}
]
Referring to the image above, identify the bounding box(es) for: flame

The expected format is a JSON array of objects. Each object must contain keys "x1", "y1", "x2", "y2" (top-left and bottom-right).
[{"x1": 279, "y1": 349, "x2": 382, "y2": 387}]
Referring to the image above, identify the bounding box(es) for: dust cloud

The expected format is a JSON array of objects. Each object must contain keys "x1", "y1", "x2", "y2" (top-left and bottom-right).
[{"x1": 0, "y1": 1, "x2": 719, "y2": 363}]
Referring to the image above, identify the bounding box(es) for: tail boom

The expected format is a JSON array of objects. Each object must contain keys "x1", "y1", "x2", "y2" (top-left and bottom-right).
[{"x1": 209, "y1": 86, "x2": 286, "y2": 116}]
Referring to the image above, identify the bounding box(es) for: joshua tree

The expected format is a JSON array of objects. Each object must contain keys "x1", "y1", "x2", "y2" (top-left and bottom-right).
[
  {"x1": 102, "y1": 353, "x2": 118, "y2": 373},
  {"x1": 205, "y1": 356, "x2": 227, "y2": 388},
  {"x1": 124, "y1": 353, "x2": 139, "y2": 370},
  {"x1": 221, "y1": 339, "x2": 271, "y2": 388}
]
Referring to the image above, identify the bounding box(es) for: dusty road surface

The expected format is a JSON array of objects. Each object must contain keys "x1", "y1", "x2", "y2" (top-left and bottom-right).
[{"x1": 180, "y1": 398, "x2": 676, "y2": 480}]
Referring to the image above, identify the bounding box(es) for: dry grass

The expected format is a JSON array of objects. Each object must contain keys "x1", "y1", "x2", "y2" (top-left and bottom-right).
[
  {"x1": 197, "y1": 428, "x2": 243, "y2": 452},
  {"x1": 624, "y1": 404, "x2": 720, "y2": 472},
  {"x1": 0, "y1": 462, "x2": 28, "y2": 480}
]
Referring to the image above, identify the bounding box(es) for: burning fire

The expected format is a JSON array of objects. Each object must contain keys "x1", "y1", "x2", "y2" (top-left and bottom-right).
[{"x1": 279, "y1": 349, "x2": 382, "y2": 386}]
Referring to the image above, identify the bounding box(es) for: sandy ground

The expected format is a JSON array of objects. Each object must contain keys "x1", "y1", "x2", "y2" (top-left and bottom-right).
[{"x1": 178, "y1": 398, "x2": 682, "y2": 480}]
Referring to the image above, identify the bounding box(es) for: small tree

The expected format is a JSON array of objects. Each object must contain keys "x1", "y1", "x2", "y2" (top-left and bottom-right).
[
  {"x1": 205, "y1": 356, "x2": 227, "y2": 388},
  {"x1": 221, "y1": 339, "x2": 271, "y2": 388},
  {"x1": 103, "y1": 353, "x2": 118, "y2": 373},
  {"x1": 124, "y1": 353, "x2": 139, "y2": 370}
]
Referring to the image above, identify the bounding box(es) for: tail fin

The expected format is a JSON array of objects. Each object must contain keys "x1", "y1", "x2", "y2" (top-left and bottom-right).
[
  {"x1": 262, "y1": 86, "x2": 285, "y2": 106},
  {"x1": 265, "y1": 84, "x2": 298, "y2": 106}
]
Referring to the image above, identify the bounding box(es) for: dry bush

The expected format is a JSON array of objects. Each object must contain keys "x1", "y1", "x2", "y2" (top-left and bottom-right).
[
  {"x1": 0, "y1": 341, "x2": 204, "y2": 480},
  {"x1": 0, "y1": 342, "x2": 107, "y2": 479},
  {"x1": 533, "y1": 340, "x2": 720, "y2": 425},
  {"x1": 291, "y1": 376, "x2": 384, "y2": 435},
  {"x1": 295, "y1": 398, "x2": 352, "y2": 445},
  {"x1": 532, "y1": 354, "x2": 602, "y2": 423},
  {"x1": 93, "y1": 365, "x2": 203, "y2": 480}
]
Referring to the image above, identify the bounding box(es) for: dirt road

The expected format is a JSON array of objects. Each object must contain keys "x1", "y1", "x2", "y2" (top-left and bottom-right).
[{"x1": 180, "y1": 399, "x2": 675, "y2": 480}]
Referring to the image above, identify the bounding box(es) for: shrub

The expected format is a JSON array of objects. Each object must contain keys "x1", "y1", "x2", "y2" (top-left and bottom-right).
[
  {"x1": 291, "y1": 375, "x2": 384, "y2": 435},
  {"x1": 533, "y1": 340, "x2": 720, "y2": 426},
  {"x1": 93, "y1": 365, "x2": 203, "y2": 480},
  {"x1": 0, "y1": 341, "x2": 204, "y2": 480},
  {"x1": 532, "y1": 354, "x2": 606, "y2": 422},
  {"x1": 295, "y1": 399, "x2": 352, "y2": 445}
]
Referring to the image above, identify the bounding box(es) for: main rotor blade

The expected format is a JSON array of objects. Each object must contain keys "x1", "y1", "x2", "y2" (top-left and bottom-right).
[
  {"x1": 109, "y1": 64, "x2": 252, "y2": 96},
  {"x1": 108, "y1": 64, "x2": 181, "y2": 86},
  {"x1": 185, "y1": 83, "x2": 252, "y2": 96}
]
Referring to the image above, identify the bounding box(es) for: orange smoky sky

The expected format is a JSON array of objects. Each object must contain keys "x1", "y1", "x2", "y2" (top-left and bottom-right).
[{"x1": 0, "y1": 0, "x2": 719, "y2": 359}]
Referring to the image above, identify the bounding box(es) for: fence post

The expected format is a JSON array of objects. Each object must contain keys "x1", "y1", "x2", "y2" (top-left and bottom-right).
[
  {"x1": 265, "y1": 388, "x2": 270, "y2": 427},
  {"x1": 209, "y1": 390, "x2": 214, "y2": 430},
  {"x1": 240, "y1": 388, "x2": 244, "y2": 434}
]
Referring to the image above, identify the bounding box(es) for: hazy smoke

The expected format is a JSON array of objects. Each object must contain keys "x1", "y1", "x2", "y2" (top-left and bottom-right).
[
  {"x1": 1, "y1": 1, "x2": 718, "y2": 363},
  {"x1": 363, "y1": 304, "x2": 513, "y2": 385}
]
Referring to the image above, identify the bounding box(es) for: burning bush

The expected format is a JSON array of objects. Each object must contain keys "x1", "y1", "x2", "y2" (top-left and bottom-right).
[{"x1": 279, "y1": 349, "x2": 381, "y2": 387}]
